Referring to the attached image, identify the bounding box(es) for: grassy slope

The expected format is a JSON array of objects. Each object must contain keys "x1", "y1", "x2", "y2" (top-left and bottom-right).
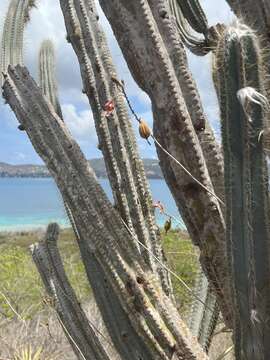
[
  {"x1": 0, "y1": 228, "x2": 198, "y2": 320},
  {"x1": 0, "y1": 229, "x2": 234, "y2": 359}
]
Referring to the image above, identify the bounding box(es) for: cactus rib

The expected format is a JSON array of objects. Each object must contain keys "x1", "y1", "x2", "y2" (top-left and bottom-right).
[
  {"x1": 175, "y1": 0, "x2": 208, "y2": 35},
  {"x1": 169, "y1": 0, "x2": 209, "y2": 55},
  {"x1": 64, "y1": 203, "x2": 155, "y2": 360},
  {"x1": 188, "y1": 268, "x2": 219, "y2": 351}
]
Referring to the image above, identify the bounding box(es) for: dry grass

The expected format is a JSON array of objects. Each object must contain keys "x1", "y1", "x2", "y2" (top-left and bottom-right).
[
  {"x1": 0, "y1": 228, "x2": 234, "y2": 359},
  {"x1": 0, "y1": 307, "x2": 234, "y2": 360},
  {"x1": 209, "y1": 323, "x2": 234, "y2": 360},
  {"x1": 0, "y1": 299, "x2": 119, "y2": 359},
  {"x1": 0, "y1": 310, "x2": 73, "y2": 359}
]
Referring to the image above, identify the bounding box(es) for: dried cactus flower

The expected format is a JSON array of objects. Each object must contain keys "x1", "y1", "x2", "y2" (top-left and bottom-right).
[
  {"x1": 103, "y1": 100, "x2": 115, "y2": 116},
  {"x1": 139, "y1": 119, "x2": 152, "y2": 141}
]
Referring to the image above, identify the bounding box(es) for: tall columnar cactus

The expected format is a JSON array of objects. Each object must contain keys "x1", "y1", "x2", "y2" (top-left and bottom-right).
[
  {"x1": 214, "y1": 23, "x2": 270, "y2": 358},
  {"x1": 3, "y1": 0, "x2": 270, "y2": 358},
  {"x1": 98, "y1": 0, "x2": 231, "y2": 327},
  {"x1": 36, "y1": 40, "x2": 160, "y2": 358},
  {"x1": 0, "y1": 0, "x2": 35, "y2": 86},
  {"x1": 38, "y1": 40, "x2": 63, "y2": 118},
  {"x1": 3, "y1": 65, "x2": 208, "y2": 359},
  {"x1": 59, "y1": 0, "x2": 173, "y2": 298},
  {"x1": 223, "y1": 1, "x2": 270, "y2": 101},
  {"x1": 30, "y1": 223, "x2": 114, "y2": 360},
  {"x1": 188, "y1": 268, "x2": 220, "y2": 352}
]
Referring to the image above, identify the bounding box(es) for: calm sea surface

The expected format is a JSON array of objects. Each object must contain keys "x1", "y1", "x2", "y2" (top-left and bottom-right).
[{"x1": 0, "y1": 178, "x2": 184, "y2": 232}]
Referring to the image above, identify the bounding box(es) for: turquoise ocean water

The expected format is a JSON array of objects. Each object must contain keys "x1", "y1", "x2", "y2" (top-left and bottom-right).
[{"x1": 0, "y1": 178, "x2": 184, "y2": 232}]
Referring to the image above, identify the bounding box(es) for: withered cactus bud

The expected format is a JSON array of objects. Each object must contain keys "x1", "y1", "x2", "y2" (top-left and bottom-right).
[{"x1": 139, "y1": 119, "x2": 151, "y2": 140}]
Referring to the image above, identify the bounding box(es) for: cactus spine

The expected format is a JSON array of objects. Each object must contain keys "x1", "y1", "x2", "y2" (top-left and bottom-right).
[{"x1": 214, "y1": 22, "x2": 270, "y2": 358}]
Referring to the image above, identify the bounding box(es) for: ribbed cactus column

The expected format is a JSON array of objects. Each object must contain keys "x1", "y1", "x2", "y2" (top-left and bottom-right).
[
  {"x1": 38, "y1": 40, "x2": 63, "y2": 118},
  {"x1": 214, "y1": 23, "x2": 270, "y2": 359},
  {"x1": 155, "y1": 0, "x2": 223, "y2": 332},
  {"x1": 36, "y1": 38, "x2": 166, "y2": 358},
  {"x1": 175, "y1": 0, "x2": 208, "y2": 34},
  {"x1": 188, "y1": 268, "x2": 219, "y2": 352},
  {"x1": 150, "y1": 0, "x2": 225, "y2": 203},
  {"x1": 168, "y1": 0, "x2": 211, "y2": 55},
  {"x1": 98, "y1": 0, "x2": 231, "y2": 327},
  {"x1": 59, "y1": 0, "x2": 172, "y2": 298},
  {"x1": 0, "y1": 0, "x2": 35, "y2": 86},
  {"x1": 3, "y1": 65, "x2": 208, "y2": 360},
  {"x1": 30, "y1": 223, "x2": 114, "y2": 360},
  {"x1": 225, "y1": 1, "x2": 270, "y2": 101},
  {"x1": 63, "y1": 205, "x2": 156, "y2": 360}
]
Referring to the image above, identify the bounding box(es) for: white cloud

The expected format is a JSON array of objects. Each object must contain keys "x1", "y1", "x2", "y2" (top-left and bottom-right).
[
  {"x1": 137, "y1": 91, "x2": 151, "y2": 107},
  {"x1": 60, "y1": 87, "x2": 89, "y2": 107},
  {"x1": 15, "y1": 152, "x2": 27, "y2": 161},
  {"x1": 62, "y1": 104, "x2": 97, "y2": 142}
]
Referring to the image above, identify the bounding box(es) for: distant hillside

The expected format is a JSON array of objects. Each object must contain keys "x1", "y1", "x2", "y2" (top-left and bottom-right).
[{"x1": 0, "y1": 158, "x2": 163, "y2": 179}]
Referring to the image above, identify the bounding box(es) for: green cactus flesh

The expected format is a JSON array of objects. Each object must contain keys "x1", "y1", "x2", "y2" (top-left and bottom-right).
[{"x1": 215, "y1": 23, "x2": 270, "y2": 359}]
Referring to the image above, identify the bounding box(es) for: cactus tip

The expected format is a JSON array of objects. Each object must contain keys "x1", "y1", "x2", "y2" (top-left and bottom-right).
[{"x1": 227, "y1": 20, "x2": 256, "y2": 40}]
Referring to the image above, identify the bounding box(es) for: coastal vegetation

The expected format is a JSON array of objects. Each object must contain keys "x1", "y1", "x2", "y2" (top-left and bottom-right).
[
  {"x1": 0, "y1": 229, "x2": 197, "y2": 319},
  {"x1": 0, "y1": 229, "x2": 199, "y2": 358}
]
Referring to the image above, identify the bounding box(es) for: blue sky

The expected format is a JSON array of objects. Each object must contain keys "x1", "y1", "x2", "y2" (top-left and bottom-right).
[{"x1": 0, "y1": 0, "x2": 234, "y2": 165}]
